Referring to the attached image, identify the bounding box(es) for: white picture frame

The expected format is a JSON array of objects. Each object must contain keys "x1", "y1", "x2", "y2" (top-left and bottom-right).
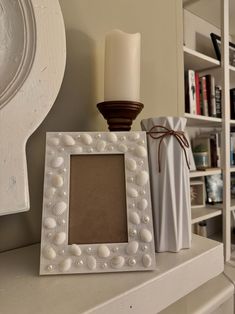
[{"x1": 40, "y1": 131, "x2": 156, "y2": 275}]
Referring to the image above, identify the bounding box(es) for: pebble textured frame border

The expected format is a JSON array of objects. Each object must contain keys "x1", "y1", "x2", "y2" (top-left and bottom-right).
[{"x1": 40, "y1": 132, "x2": 156, "y2": 275}]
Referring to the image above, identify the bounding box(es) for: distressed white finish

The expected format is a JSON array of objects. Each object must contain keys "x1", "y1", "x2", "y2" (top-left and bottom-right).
[
  {"x1": 0, "y1": 0, "x2": 66, "y2": 215},
  {"x1": 40, "y1": 132, "x2": 156, "y2": 275}
]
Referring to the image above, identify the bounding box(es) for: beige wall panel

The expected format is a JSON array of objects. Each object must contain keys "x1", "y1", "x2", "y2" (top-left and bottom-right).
[
  {"x1": 0, "y1": 0, "x2": 183, "y2": 251},
  {"x1": 184, "y1": 9, "x2": 221, "y2": 58},
  {"x1": 59, "y1": 0, "x2": 183, "y2": 128},
  {"x1": 183, "y1": 0, "x2": 221, "y2": 30}
]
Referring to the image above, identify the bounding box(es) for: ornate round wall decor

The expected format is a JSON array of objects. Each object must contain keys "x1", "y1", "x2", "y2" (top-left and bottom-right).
[
  {"x1": 0, "y1": 0, "x2": 66, "y2": 215},
  {"x1": 0, "y1": 0, "x2": 36, "y2": 108}
]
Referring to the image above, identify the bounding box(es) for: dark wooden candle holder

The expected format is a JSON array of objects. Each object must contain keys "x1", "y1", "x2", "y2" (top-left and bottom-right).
[{"x1": 97, "y1": 101, "x2": 144, "y2": 131}]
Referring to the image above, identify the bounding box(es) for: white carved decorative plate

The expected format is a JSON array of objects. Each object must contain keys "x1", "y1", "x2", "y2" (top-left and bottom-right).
[
  {"x1": 0, "y1": 0, "x2": 35, "y2": 108},
  {"x1": 0, "y1": 0, "x2": 66, "y2": 215}
]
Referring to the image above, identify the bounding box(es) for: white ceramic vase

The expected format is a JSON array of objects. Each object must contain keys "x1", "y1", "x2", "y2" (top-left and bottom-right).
[{"x1": 141, "y1": 117, "x2": 193, "y2": 252}]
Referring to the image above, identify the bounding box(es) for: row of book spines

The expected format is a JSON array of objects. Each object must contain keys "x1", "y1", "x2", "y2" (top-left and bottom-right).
[
  {"x1": 200, "y1": 75, "x2": 217, "y2": 117},
  {"x1": 191, "y1": 87, "x2": 235, "y2": 119},
  {"x1": 185, "y1": 70, "x2": 222, "y2": 117},
  {"x1": 194, "y1": 74, "x2": 221, "y2": 117}
]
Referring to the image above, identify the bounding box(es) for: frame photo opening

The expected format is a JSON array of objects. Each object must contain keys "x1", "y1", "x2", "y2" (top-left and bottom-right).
[{"x1": 69, "y1": 154, "x2": 128, "y2": 245}]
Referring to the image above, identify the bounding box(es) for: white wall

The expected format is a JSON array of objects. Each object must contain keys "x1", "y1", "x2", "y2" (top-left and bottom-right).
[{"x1": 0, "y1": 0, "x2": 183, "y2": 251}]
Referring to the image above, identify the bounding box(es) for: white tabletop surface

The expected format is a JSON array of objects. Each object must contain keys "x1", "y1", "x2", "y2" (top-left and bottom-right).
[{"x1": 0, "y1": 235, "x2": 223, "y2": 314}]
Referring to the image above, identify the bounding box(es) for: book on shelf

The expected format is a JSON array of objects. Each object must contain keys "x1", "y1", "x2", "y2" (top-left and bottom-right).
[
  {"x1": 215, "y1": 86, "x2": 222, "y2": 118},
  {"x1": 199, "y1": 76, "x2": 209, "y2": 116},
  {"x1": 185, "y1": 70, "x2": 219, "y2": 117},
  {"x1": 205, "y1": 74, "x2": 216, "y2": 117},
  {"x1": 195, "y1": 72, "x2": 201, "y2": 115},
  {"x1": 185, "y1": 69, "x2": 196, "y2": 114},
  {"x1": 231, "y1": 88, "x2": 235, "y2": 119}
]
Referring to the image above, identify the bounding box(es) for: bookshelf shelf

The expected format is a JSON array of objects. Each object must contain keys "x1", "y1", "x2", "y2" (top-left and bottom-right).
[
  {"x1": 183, "y1": 46, "x2": 220, "y2": 72},
  {"x1": 230, "y1": 119, "x2": 235, "y2": 126},
  {"x1": 191, "y1": 206, "x2": 222, "y2": 224},
  {"x1": 190, "y1": 168, "x2": 222, "y2": 178},
  {"x1": 230, "y1": 167, "x2": 235, "y2": 172},
  {"x1": 185, "y1": 113, "x2": 222, "y2": 127}
]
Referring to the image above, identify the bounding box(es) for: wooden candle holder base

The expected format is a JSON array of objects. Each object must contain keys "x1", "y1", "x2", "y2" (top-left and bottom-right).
[{"x1": 97, "y1": 101, "x2": 144, "y2": 131}]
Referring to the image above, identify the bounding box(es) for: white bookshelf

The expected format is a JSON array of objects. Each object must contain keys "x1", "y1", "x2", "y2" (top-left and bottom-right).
[
  {"x1": 191, "y1": 206, "x2": 222, "y2": 224},
  {"x1": 183, "y1": 46, "x2": 220, "y2": 71},
  {"x1": 184, "y1": 47, "x2": 227, "y2": 246},
  {"x1": 190, "y1": 168, "x2": 222, "y2": 178},
  {"x1": 183, "y1": 0, "x2": 232, "y2": 261},
  {"x1": 185, "y1": 113, "x2": 222, "y2": 127}
]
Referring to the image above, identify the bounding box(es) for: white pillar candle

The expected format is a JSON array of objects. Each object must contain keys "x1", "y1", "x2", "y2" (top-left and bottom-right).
[{"x1": 104, "y1": 29, "x2": 141, "y2": 102}]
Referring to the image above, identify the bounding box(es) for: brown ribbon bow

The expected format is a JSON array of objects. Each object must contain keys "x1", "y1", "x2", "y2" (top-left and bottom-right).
[{"x1": 147, "y1": 125, "x2": 190, "y2": 172}]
